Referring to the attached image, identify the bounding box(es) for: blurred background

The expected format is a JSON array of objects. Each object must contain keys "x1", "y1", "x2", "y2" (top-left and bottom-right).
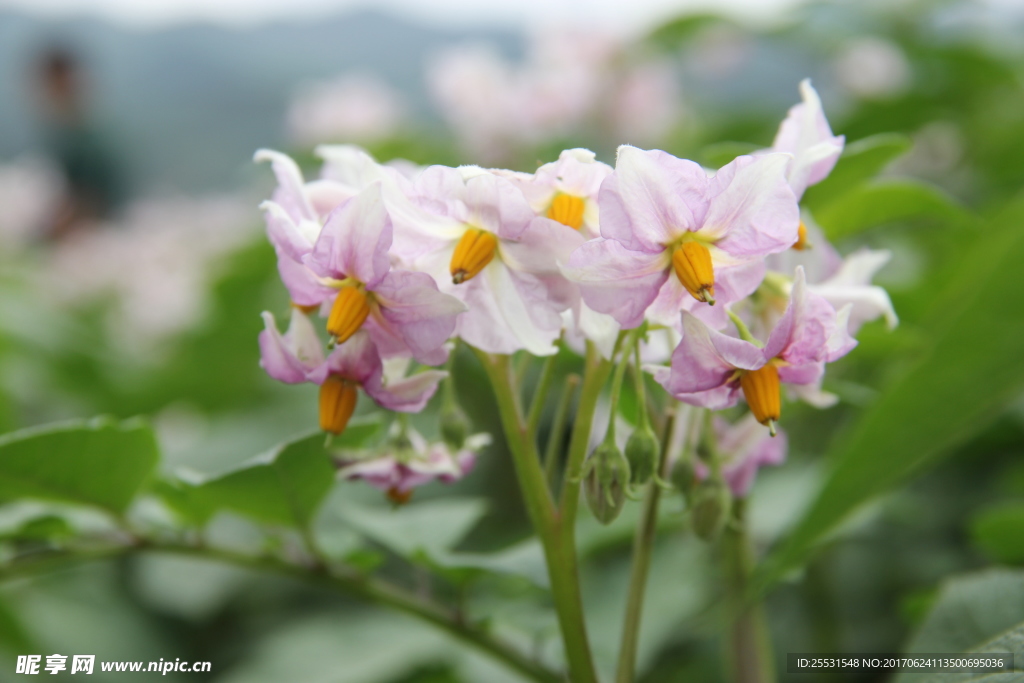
[{"x1": 1, "y1": 0, "x2": 1023, "y2": 680}]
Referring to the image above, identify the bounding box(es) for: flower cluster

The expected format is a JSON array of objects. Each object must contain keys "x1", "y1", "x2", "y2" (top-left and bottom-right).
[{"x1": 255, "y1": 80, "x2": 895, "y2": 503}]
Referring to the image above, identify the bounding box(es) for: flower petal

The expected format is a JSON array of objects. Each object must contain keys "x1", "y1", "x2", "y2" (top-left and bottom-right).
[
  {"x1": 309, "y1": 330, "x2": 381, "y2": 386},
  {"x1": 258, "y1": 309, "x2": 323, "y2": 383},
  {"x1": 771, "y1": 79, "x2": 845, "y2": 199},
  {"x1": 715, "y1": 413, "x2": 788, "y2": 497},
  {"x1": 599, "y1": 145, "x2": 710, "y2": 251},
  {"x1": 254, "y1": 149, "x2": 316, "y2": 223},
  {"x1": 371, "y1": 269, "x2": 466, "y2": 365},
  {"x1": 364, "y1": 367, "x2": 447, "y2": 413},
  {"x1": 764, "y1": 266, "x2": 838, "y2": 366},
  {"x1": 305, "y1": 183, "x2": 393, "y2": 288},
  {"x1": 703, "y1": 153, "x2": 800, "y2": 258},
  {"x1": 661, "y1": 313, "x2": 765, "y2": 397},
  {"x1": 563, "y1": 238, "x2": 669, "y2": 329}
]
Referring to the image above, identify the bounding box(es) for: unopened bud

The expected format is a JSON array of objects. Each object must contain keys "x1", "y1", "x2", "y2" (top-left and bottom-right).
[
  {"x1": 440, "y1": 406, "x2": 470, "y2": 450},
  {"x1": 583, "y1": 441, "x2": 630, "y2": 525},
  {"x1": 691, "y1": 477, "x2": 732, "y2": 541},
  {"x1": 671, "y1": 458, "x2": 697, "y2": 497},
  {"x1": 625, "y1": 428, "x2": 659, "y2": 486}
]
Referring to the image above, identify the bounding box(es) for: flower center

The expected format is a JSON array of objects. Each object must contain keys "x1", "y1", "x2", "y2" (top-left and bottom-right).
[
  {"x1": 547, "y1": 193, "x2": 586, "y2": 230},
  {"x1": 791, "y1": 220, "x2": 810, "y2": 251},
  {"x1": 326, "y1": 285, "x2": 371, "y2": 344},
  {"x1": 671, "y1": 241, "x2": 716, "y2": 305},
  {"x1": 319, "y1": 375, "x2": 358, "y2": 435},
  {"x1": 450, "y1": 228, "x2": 498, "y2": 284},
  {"x1": 739, "y1": 364, "x2": 781, "y2": 436},
  {"x1": 387, "y1": 486, "x2": 413, "y2": 505}
]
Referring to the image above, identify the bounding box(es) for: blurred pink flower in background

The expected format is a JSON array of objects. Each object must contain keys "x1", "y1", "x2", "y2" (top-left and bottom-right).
[
  {"x1": 286, "y1": 73, "x2": 407, "y2": 146},
  {"x1": 41, "y1": 195, "x2": 257, "y2": 357},
  {"x1": 835, "y1": 37, "x2": 912, "y2": 100},
  {"x1": 427, "y1": 29, "x2": 683, "y2": 162},
  {"x1": 0, "y1": 156, "x2": 63, "y2": 251}
]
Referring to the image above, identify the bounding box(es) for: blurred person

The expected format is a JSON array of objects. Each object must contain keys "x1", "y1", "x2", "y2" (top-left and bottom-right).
[{"x1": 33, "y1": 44, "x2": 126, "y2": 240}]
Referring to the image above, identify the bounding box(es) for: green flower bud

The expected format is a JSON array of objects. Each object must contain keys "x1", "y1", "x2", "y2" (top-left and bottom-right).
[
  {"x1": 583, "y1": 441, "x2": 630, "y2": 525},
  {"x1": 440, "y1": 405, "x2": 470, "y2": 450},
  {"x1": 671, "y1": 457, "x2": 697, "y2": 498},
  {"x1": 625, "y1": 427, "x2": 659, "y2": 486},
  {"x1": 691, "y1": 477, "x2": 732, "y2": 541}
]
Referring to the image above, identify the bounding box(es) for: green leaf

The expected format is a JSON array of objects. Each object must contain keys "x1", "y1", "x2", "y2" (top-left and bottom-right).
[
  {"x1": 896, "y1": 569, "x2": 1024, "y2": 683},
  {"x1": 338, "y1": 497, "x2": 488, "y2": 563},
  {"x1": 813, "y1": 179, "x2": 973, "y2": 241},
  {"x1": 755, "y1": 197, "x2": 1024, "y2": 591},
  {"x1": 0, "y1": 418, "x2": 158, "y2": 514},
  {"x1": 801, "y1": 133, "x2": 912, "y2": 211},
  {"x1": 972, "y1": 504, "x2": 1024, "y2": 565},
  {"x1": 194, "y1": 432, "x2": 336, "y2": 528},
  {"x1": 151, "y1": 478, "x2": 215, "y2": 527},
  {"x1": 698, "y1": 141, "x2": 759, "y2": 169}
]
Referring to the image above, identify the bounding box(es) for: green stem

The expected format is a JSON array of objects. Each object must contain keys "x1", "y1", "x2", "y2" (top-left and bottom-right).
[
  {"x1": 614, "y1": 409, "x2": 676, "y2": 683},
  {"x1": 722, "y1": 499, "x2": 776, "y2": 683},
  {"x1": 527, "y1": 351, "x2": 558, "y2": 440},
  {"x1": 0, "y1": 542, "x2": 561, "y2": 683},
  {"x1": 473, "y1": 348, "x2": 599, "y2": 683},
  {"x1": 544, "y1": 373, "x2": 579, "y2": 489},
  {"x1": 559, "y1": 340, "x2": 614, "y2": 528}
]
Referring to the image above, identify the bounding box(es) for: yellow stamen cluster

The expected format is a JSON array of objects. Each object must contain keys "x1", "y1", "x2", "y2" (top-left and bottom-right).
[
  {"x1": 450, "y1": 228, "x2": 498, "y2": 284},
  {"x1": 792, "y1": 220, "x2": 810, "y2": 251},
  {"x1": 671, "y1": 241, "x2": 716, "y2": 304},
  {"x1": 739, "y1": 364, "x2": 781, "y2": 436},
  {"x1": 547, "y1": 193, "x2": 586, "y2": 230},
  {"x1": 327, "y1": 285, "x2": 371, "y2": 344},
  {"x1": 319, "y1": 375, "x2": 358, "y2": 435},
  {"x1": 387, "y1": 486, "x2": 413, "y2": 505}
]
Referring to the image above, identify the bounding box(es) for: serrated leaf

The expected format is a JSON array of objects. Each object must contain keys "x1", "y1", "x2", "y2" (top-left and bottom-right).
[
  {"x1": 972, "y1": 504, "x2": 1024, "y2": 565},
  {"x1": 756, "y1": 197, "x2": 1024, "y2": 591},
  {"x1": 896, "y1": 569, "x2": 1024, "y2": 683},
  {"x1": 0, "y1": 418, "x2": 158, "y2": 514},
  {"x1": 802, "y1": 133, "x2": 912, "y2": 211},
  {"x1": 813, "y1": 179, "x2": 973, "y2": 241},
  {"x1": 195, "y1": 433, "x2": 336, "y2": 528}
]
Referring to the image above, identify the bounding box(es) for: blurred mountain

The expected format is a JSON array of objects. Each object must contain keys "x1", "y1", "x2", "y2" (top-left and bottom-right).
[{"x1": 0, "y1": 9, "x2": 522, "y2": 194}]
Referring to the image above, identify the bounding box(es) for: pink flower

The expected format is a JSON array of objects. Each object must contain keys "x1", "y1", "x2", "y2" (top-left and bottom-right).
[
  {"x1": 338, "y1": 426, "x2": 488, "y2": 504},
  {"x1": 388, "y1": 165, "x2": 582, "y2": 356},
  {"x1": 256, "y1": 147, "x2": 399, "y2": 308},
  {"x1": 500, "y1": 148, "x2": 612, "y2": 240},
  {"x1": 769, "y1": 79, "x2": 845, "y2": 200},
  {"x1": 694, "y1": 414, "x2": 788, "y2": 497},
  {"x1": 652, "y1": 267, "x2": 855, "y2": 432},
  {"x1": 564, "y1": 145, "x2": 799, "y2": 331},
  {"x1": 765, "y1": 219, "x2": 897, "y2": 336},
  {"x1": 302, "y1": 183, "x2": 466, "y2": 366},
  {"x1": 259, "y1": 321, "x2": 445, "y2": 435}
]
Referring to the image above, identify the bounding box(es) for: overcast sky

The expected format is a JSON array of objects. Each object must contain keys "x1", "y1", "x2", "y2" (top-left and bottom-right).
[{"x1": 0, "y1": 0, "x2": 808, "y2": 34}]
